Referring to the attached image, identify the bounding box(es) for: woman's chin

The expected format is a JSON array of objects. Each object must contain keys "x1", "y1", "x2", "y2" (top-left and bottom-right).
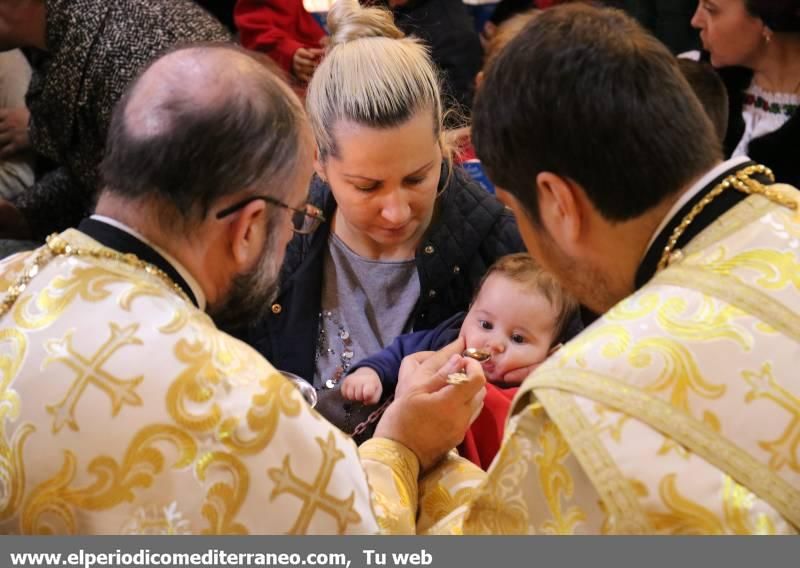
[{"x1": 372, "y1": 224, "x2": 416, "y2": 244}]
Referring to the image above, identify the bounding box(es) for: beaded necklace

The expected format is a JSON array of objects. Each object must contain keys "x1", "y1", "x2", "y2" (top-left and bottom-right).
[{"x1": 0, "y1": 234, "x2": 190, "y2": 317}]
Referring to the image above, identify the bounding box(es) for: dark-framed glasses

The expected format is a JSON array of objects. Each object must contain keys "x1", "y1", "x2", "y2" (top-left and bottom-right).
[{"x1": 216, "y1": 195, "x2": 325, "y2": 235}]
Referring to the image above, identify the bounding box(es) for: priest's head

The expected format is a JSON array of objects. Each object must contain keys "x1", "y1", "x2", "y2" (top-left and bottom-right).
[
  {"x1": 472, "y1": 3, "x2": 724, "y2": 315},
  {"x1": 96, "y1": 44, "x2": 316, "y2": 326}
]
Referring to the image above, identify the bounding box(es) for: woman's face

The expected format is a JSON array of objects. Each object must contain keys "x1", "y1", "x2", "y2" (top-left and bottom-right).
[
  {"x1": 318, "y1": 110, "x2": 442, "y2": 256},
  {"x1": 691, "y1": 0, "x2": 766, "y2": 68}
]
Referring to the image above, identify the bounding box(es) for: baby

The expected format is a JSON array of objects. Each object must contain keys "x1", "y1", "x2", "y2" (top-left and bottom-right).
[{"x1": 342, "y1": 253, "x2": 579, "y2": 404}]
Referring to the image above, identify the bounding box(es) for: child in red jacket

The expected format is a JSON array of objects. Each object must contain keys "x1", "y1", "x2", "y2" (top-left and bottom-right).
[{"x1": 235, "y1": 0, "x2": 326, "y2": 84}]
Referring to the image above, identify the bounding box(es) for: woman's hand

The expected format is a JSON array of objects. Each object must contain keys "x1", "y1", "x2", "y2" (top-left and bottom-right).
[{"x1": 0, "y1": 107, "x2": 31, "y2": 159}]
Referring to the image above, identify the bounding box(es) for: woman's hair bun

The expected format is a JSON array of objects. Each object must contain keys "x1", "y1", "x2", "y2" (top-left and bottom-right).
[{"x1": 326, "y1": 0, "x2": 404, "y2": 49}]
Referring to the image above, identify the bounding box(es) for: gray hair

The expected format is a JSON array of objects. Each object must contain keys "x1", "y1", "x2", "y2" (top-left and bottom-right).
[{"x1": 101, "y1": 44, "x2": 309, "y2": 230}]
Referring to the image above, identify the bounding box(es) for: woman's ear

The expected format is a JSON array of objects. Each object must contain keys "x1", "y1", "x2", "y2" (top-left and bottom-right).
[{"x1": 313, "y1": 148, "x2": 327, "y2": 183}]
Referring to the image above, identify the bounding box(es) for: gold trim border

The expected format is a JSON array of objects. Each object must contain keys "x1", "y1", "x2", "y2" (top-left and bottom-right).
[
  {"x1": 535, "y1": 389, "x2": 653, "y2": 534},
  {"x1": 682, "y1": 194, "x2": 780, "y2": 255},
  {"x1": 529, "y1": 368, "x2": 800, "y2": 529}
]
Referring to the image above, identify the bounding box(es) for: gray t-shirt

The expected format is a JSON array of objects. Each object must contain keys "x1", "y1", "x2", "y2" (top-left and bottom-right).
[{"x1": 314, "y1": 234, "x2": 420, "y2": 389}]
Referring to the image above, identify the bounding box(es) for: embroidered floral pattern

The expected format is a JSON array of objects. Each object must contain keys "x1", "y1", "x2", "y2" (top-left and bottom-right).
[{"x1": 743, "y1": 93, "x2": 798, "y2": 117}]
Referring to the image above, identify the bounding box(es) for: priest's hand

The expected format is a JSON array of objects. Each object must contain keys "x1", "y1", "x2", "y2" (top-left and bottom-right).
[{"x1": 374, "y1": 339, "x2": 486, "y2": 472}]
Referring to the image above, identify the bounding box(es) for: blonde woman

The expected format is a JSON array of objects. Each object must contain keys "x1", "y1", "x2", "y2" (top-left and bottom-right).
[{"x1": 232, "y1": 0, "x2": 522, "y2": 411}]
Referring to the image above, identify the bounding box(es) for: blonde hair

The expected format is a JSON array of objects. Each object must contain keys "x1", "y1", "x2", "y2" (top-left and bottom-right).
[
  {"x1": 306, "y1": 0, "x2": 445, "y2": 161},
  {"x1": 478, "y1": 253, "x2": 579, "y2": 346}
]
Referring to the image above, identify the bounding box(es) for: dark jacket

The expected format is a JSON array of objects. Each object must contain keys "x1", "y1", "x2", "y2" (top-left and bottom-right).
[
  {"x1": 718, "y1": 66, "x2": 800, "y2": 187},
  {"x1": 17, "y1": 0, "x2": 230, "y2": 240},
  {"x1": 621, "y1": 0, "x2": 699, "y2": 54},
  {"x1": 388, "y1": 0, "x2": 483, "y2": 117},
  {"x1": 193, "y1": 0, "x2": 237, "y2": 32},
  {"x1": 231, "y1": 164, "x2": 524, "y2": 381}
]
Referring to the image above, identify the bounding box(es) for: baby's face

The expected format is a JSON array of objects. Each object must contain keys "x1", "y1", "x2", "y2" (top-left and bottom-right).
[{"x1": 461, "y1": 274, "x2": 558, "y2": 386}]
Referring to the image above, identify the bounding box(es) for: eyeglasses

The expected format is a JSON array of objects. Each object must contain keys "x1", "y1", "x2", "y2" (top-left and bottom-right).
[{"x1": 216, "y1": 195, "x2": 326, "y2": 235}]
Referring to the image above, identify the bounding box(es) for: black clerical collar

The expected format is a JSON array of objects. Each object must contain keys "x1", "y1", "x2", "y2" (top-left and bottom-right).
[
  {"x1": 634, "y1": 159, "x2": 770, "y2": 289},
  {"x1": 77, "y1": 217, "x2": 200, "y2": 308}
]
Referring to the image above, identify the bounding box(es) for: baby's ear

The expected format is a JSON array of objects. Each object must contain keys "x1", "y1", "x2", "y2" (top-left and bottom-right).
[{"x1": 547, "y1": 343, "x2": 563, "y2": 356}]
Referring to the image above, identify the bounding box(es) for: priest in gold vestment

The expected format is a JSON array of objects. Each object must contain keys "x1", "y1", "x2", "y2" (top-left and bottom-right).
[
  {"x1": 358, "y1": 4, "x2": 800, "y2": 534},
  {"x1": 0, "y1": 44, "x2": 486, "y2": 534}
]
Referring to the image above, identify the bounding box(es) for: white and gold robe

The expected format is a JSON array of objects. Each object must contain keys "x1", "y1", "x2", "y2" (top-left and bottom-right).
[
  {"x1": 361, "y1": 182, "x2": 800, "y2": 534},
  {"x1": 0, "y1": 228, "x2": 382, "y2": 534}
]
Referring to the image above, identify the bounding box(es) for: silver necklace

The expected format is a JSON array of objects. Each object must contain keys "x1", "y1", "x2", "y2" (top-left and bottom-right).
[{"x1": 315, "y1": 310, "x2": 355, "y2": 389}]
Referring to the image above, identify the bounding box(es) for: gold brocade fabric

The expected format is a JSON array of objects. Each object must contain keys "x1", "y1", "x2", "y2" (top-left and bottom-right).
[
  {"x1": 370, "y1": 185, "x2": 800, "y2": 534},
  {"x1": 0, "y1": 229, "x2": 382, "y2": 534}
]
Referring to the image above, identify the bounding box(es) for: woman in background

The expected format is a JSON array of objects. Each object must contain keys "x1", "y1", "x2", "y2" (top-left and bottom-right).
[{"x1": 692, "y1": 0, "x2": 800, "y2": 185}]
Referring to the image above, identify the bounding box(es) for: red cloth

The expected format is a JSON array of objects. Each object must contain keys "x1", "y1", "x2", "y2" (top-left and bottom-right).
[
  {"x1": 454, "y1": 138, "x2": 477, "y2": 164},
  {"x1": 458, "y1": 384, "x2": 518, "y2": 470},
  {"x1": 235, "y1": 0, "x2": 325, "y2": 74}
]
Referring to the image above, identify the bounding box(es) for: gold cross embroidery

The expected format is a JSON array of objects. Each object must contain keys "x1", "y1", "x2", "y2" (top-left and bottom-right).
[
  {"x1": 742, "y1": 362, "x2": 800, "y2": 473},
  {"x1": 44, "y1": 322, "x2": 144, "y2": 434},
  {"x1": 268, "y1": 431, "x2": 361, "y2": 534}
]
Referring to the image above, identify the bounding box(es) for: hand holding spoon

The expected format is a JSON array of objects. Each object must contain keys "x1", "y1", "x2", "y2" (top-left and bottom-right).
[{"x1": 446, "y1": 348, "x2": 492, "y2": 385}]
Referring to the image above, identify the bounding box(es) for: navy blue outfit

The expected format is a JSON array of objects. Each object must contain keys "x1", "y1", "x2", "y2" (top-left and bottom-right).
[
  {"x1": 349, "y1": 312, "x2": 465, "y2": 392},
  {"x1": 349, "y1": 305, "x2": 585, "y2": 393}
]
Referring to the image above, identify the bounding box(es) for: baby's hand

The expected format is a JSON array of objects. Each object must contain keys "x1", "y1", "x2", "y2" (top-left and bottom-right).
[{"x1": 341, "y1": 368, "x2": 384, "y2": 405}]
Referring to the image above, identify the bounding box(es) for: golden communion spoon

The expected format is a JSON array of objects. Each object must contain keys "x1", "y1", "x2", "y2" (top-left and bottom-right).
[
  {"x1": 447, "y1": 348, "x2": 492, "y2": 384},
  {"x1": 462, "y1": 348, "x2": 492, "y2": 362}
]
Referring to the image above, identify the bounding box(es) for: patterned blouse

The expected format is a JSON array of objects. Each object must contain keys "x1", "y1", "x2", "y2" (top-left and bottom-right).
[
  {"x1": 16, "y1": 0, "x2": 230, "y2": 239},
  {"x1": 732, "y1": 82, "x2": 800, "y2": 158}
]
